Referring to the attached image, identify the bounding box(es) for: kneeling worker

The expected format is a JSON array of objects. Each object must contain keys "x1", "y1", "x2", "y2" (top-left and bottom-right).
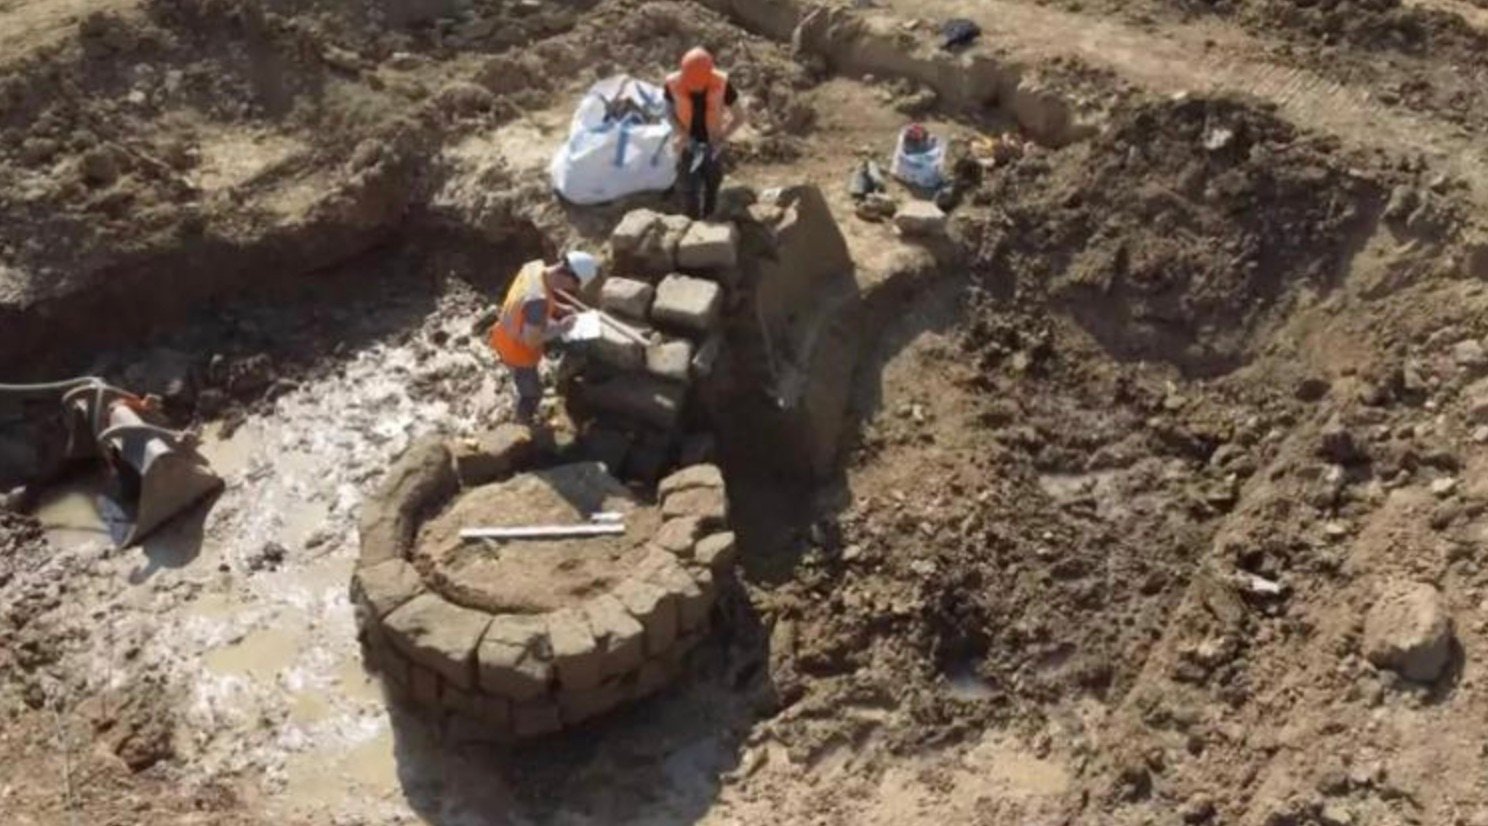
[
  {"x1": 488, "y1": 251, "x2": 600, "y2": 424},
  {"x1": 665, "y1": 47, "x2": 747, "y2": 219}
]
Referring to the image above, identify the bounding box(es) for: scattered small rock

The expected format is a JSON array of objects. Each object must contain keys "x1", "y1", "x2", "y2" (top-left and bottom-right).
[
  {"x1": 246, "y1": 541, "x2": 288, "y2": 572},
  {"x1": 1454, "y1": 338, "x2": 1487, "y2": 370},
  {"x1": 1430, "y1": 477, "x2": 1459, "y2": 498},
  {"x1": 1294, "y1": 377, "x2": 1330, "y2": 402},
  {"x1": 1318, "y1": 417, "x2": 1365, "y2": 464}
]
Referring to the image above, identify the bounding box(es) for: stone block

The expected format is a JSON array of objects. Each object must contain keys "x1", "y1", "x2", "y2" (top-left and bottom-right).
[
  {"x1": 583, "y1": 375, "x2": 686, "y2": 430},
  {"x1": 512, "y1": 697, "x2": 563, "y2": 738},
  {"x1": 384, "y1": 593, "x2": 492, "y2": 691},
  {"x1": 894, "y1": 201, "x2": 947, "y2": 236},
  {"x1": 547, "y1": 607, "x2": 605, "y2": 691},
  {"x1": 589, "y1": 321, "x2": 646, "y2": 371},
  {"x1": 452, "y1": 424, "x2": 534, "y2": 487},
  {"x1": 441, "y1": 685, "x2": 511, "y2": 731},
  {"x1": 661, "y1": 486, "x2": 728, "y2": 526},
  {"x1": 655, "y1": 516, "x2": 705, "y2": 556},
  {"x1": 646, "y1": 339, "x2": 694, "y2": 382},
  {"x1": 677, "y1": 221, "x2": 739, "y2": 269},
  {"x1": 600, "y1": 277, "x2": 655, "y2": 320},
  {"x1": 478, "y1": 614, "x2": 553, "y2": 701},
  {"x1": 410, "y1": 664, "x2": 441, "y2": 706},
  {"x1": 631, "y1": 658, "x2": 679, "y2": 700},
  {"x1": 694, "y1": 532, "x2": 737, "y2": 572},
  {"x1": 658, "y1": 464, "x2": 724, "y2": 498},
  {"x1": 559, "y1": 679, "x2": 626, "y2": 725},
  {"x1": 585, "y1": 594, "x2": 646, "y2": 677},
  {"x1": 359, "y1": 437, "x2": 457, "y2": 564},
  {"x1": 652, "y1": 275, "x2": 722, "y2": 333},
  {"x1": 610, "y1": 209, "x2": 661, "y2": 258},
  {"x1": 613, "y1": 578, "x2": 679, "y2": 656},
  {"x1": 352, "y1": 558, "x2": 425, "y2": 620},
  {"x1": 645, "y1": 558, "x2": 714, "y2": 632}
]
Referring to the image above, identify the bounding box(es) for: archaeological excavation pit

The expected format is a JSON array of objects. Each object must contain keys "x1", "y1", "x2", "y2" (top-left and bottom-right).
[{"x1": 351, "y1": 429, "x2": 739, "y2": 739}]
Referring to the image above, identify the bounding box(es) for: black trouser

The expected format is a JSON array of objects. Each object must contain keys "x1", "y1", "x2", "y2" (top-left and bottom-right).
[{"x1": 680, "y1": 143, "x2": 723, "y2": 220}]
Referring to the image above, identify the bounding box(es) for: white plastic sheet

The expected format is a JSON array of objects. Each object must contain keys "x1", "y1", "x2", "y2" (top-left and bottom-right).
[
  {"x1": 550, "y1": 75, "x2": 678, "y2": 205},
  {"x1": 891, "y1": 127, "x2": 945, "y2": 190}
]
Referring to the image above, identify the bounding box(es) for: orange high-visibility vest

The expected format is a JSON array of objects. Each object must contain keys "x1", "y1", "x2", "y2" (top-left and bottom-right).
[
  {"x1": 488, "y1": 260, "x2": 554, "y2": 368},
  {"x1": 666, "y1": 69, "x2": 729, "y2": 143}
]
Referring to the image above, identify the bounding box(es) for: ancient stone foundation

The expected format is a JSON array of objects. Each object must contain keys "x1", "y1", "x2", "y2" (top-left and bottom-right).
[{"x1": 351, "y1": 431, "x2": 737, "y2": 739}]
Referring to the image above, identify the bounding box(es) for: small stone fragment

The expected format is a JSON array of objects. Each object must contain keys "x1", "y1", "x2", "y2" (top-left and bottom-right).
[{"x1": 656, "y1": 516, "x2": 704, "y2": 555}]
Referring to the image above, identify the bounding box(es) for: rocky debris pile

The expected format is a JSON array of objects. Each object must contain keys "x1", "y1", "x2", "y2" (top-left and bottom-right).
[
  {"x1": 351, "y1": 435, "x2": 737, "y2": 739},
  {"x1": 564, "y1": 208, "x2": 740, "y2": 484},
  {"x1": 970, "y1": 95, "x2": 1387, "y2": 377}
]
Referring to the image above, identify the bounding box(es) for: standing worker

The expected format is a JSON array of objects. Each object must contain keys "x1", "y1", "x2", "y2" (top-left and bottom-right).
[
  {"x1": 664, "y1": 47, "x2": 747, "y2": 220},
  {"x1": 488, "y1": 251, "x2": 600, "y2": 424}
]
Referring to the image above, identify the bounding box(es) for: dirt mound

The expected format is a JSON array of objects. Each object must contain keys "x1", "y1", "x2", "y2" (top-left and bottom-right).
[{"x1": 970, "y1": 96, "x2": 1387, "y2": 376}]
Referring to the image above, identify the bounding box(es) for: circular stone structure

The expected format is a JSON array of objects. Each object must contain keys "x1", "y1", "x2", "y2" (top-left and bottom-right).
[{"x1": 350, "y1": 426, "x2": 737, "y2": 739}]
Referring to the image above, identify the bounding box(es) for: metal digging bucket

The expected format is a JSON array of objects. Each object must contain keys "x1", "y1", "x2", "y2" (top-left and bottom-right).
[{"x1": 3, "y1": 378, "x2": 224, "y2": 548}]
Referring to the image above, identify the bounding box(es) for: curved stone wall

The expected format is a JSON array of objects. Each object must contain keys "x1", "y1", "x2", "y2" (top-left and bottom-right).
[{"x1": 350, "y1": 431, "x2": 737, "y2": 738}]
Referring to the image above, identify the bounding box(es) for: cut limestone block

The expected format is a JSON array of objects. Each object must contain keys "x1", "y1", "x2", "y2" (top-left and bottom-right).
[
  {"x1": 661, "y1": 485, "x2": 728, "y2": 526},
  {"x1": 353, "y1": 558, "x2": 426, "y2": 620},
  {"x1": 585, "y1": 593, "x2": 646, "y2": 677},
  {"x1": 410, "y1": 663, "x2": 441, "y2": 706},
  {"x1": 676, "y1": 221, "x2": 739, "y2": 269},
  {"x1": 451, "y1": 424, "x2": 534, "y2": 487},
  {"x1": 478, "y1": 614, "x2": 553, "y2": 701},
  {"x1": 582, "y1": 374, "x2": 686, "y2": 430},
  {"x1": 656, "y1": 516, "x2": 705, "y2": 556},
  {"x1": 512, "y1": 697, "x2": 563, "y2": 738},
  {"x1": 659, "y1": 464, "x2": 724, "y2": 499},
  {"x1": 559, "y1": 679, "x2": 627, "y2": 725},
  {"x1": 646, "y1": 339, "x2": 694, "y2": 382},
  {"x1": 645, "y1": 558, "x2": 713, "y2": 632},
  {"x1": 610, "y1": 209, "x2": 660, "y2": 260},
  {"x1": 359, "y1": 436, "x2": 457, "y2": 564},
  {"x1": 613, "y1": 578, "x2": 679, "y2": 656},
  {"x1": 384, "y1": 593, "x2": 492, "y2": 690},
  {"x1": 694, "y1": 531, "x2": 737, "y2": 572},
  {"x1": 652, "y1": 275, "x2": 722, "y2": 333},
  {"x1": 548, "y1": 607, "x2": 604, "y2": 692},
  {"x1": 600, "y1": 277, "x2": 655, "y2": 320},
  {"x1": 894, "y1": 201, "x2": 947, "y2": 236},
  {"x1": 442, "y1": 684, "x2": 512, "y2": 730},
  {"x1": 590, "y1": 321, "x2": 646, "y2": 371}
]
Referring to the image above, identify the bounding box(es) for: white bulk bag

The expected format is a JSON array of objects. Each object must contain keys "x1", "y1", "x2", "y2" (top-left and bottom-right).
[
  {"x1": 891, "y1": 127, "x2": 946, "y2": 190},
  {"x1": 550, "y1": 75, "x2": 678, "y2": 205}
]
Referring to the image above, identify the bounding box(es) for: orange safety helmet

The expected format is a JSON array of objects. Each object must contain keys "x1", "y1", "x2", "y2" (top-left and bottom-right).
[{"x1": 679, "y1": 47, "x2": 715, "y2": 90}]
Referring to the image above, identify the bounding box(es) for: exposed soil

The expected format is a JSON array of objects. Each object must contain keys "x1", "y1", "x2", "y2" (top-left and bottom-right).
[
  {"x1": 414, "y1": 464, "x2": 660, "y2": 615},
  {"x1": 5, "y1": 0, "x2": 1488, "y2": 823}
]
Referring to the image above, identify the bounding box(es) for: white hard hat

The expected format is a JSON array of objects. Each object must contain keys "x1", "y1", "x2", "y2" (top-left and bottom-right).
[{"x1": 563, "y1": 251, "x2": 600, "y2": 286}]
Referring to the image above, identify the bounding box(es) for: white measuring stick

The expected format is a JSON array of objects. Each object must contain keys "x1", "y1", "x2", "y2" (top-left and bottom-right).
[
  {"x1": 589, "y1": 512, "x2": 624, "y2": 523},
  {"x1": 460, "y1": 523, "x2": 626, "y2": 541}
]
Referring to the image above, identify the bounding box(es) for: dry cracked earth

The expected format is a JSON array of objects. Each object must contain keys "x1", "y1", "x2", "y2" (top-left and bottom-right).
[{"x1": 4, "y1": 0, "x2": 1488, "y2": 824}]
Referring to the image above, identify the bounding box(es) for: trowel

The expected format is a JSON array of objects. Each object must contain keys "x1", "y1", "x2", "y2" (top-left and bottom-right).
[{"x1": 0, "y1": 378, "x2": 223, "y2": 548}]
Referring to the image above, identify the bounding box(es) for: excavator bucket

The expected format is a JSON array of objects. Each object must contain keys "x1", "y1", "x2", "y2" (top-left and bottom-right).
[
  {"x1": 59, "y1": 382, "x2": 224, "y2": 549},
  {"x1": 100, "y1": 418, "x2": 223, "y2": 548}
]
